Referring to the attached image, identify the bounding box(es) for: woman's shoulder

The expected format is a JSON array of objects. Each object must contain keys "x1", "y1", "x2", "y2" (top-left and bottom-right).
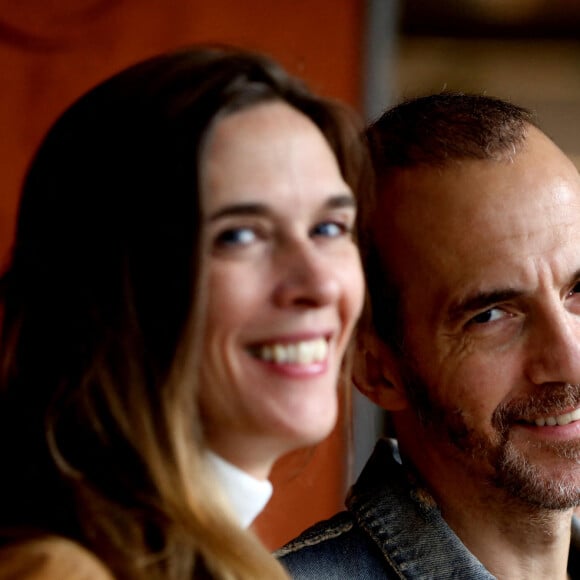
[{"x1": 0, "y1": 535, "x2": 114, "y2": 579}]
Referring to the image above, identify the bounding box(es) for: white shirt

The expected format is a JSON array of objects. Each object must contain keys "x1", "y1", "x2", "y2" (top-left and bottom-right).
[{"x1": 206, "y1": 451, "x2": 273, "y2": 528}]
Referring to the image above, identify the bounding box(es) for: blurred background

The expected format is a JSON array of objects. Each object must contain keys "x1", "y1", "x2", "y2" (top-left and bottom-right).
[
  {"x1": 0, "y1": 0, "x2": 578, "y2": 550},
  {"x1": 391, "y1": 0, "x2": 580, "y2": 168}
]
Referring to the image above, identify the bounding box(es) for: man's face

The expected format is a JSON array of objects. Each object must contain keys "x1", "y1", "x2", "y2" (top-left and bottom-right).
[{"x1": 378, "y1": 127, "x2": 580, "y2": 508}]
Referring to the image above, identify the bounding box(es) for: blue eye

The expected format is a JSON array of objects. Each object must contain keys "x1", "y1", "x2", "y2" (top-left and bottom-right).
[
  {"x1": 215, "y1": 227, "x2": 256, "y2": 247},
  {"x1": 311, "y1": 222, "x2": 349, "y2": 238}
]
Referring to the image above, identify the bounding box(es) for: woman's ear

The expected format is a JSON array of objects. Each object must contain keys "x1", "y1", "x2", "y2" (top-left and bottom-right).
[{"x1": 352, "y1": 330, "x2": 409, "y2": 412}]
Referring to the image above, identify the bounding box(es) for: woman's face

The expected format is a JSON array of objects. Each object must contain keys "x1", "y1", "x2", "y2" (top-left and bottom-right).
[{"x1": 199, "y1": 101, "x2": 364, "y2": 479}]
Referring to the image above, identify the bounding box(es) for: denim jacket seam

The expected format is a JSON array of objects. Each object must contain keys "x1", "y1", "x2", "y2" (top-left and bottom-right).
[{"x1": 274, "y1": 517, "x2": 354, "y2": 558}]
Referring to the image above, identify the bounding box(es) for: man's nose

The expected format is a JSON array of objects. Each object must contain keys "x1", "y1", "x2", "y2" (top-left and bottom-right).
[
  {"x1": 272, "y1": 242, "x2": 341, "y2": 309},
  {"x1": 526, "y1": 306, "x2": 580, "y2": 386}
]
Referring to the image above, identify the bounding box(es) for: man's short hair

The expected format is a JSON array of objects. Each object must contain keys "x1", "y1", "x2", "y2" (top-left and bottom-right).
[{"x1": 363, "y1": 92, "x2": 536, "y2": 351}]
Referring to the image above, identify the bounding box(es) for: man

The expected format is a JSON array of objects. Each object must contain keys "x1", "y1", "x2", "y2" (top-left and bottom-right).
[{"x1": 277, "y1": 93, "x2": 580, "y2": 579}]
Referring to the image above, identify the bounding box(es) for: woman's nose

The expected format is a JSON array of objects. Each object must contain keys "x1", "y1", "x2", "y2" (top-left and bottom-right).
[{"x1": 273, "y1": 243, "x2": 341, "y2": 309}]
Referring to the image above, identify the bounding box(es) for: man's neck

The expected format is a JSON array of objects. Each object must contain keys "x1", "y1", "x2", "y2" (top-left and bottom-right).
[
  {"x1": 440, "y1": 489, "x2": 573, "y2": 580},
  {"x1": 411, "y1": 455, "x2": 574, "y2": 580}
]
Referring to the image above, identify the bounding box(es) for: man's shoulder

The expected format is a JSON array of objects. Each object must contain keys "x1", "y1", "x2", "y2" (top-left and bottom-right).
[
  {"x1": 277, "y1": 510, "x2": 355, "y2": 557},
  {"x1": 276, "y1": 438, "x2": 496, "y2": 579},
  {"x1": 277, "y1": 511, "x2": 395, "y2": 579}
]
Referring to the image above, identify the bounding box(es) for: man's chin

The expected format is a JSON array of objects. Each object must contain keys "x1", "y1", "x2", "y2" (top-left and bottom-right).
[{"x1": 495, "y1": 441, "x2": 580, "y2": 510}]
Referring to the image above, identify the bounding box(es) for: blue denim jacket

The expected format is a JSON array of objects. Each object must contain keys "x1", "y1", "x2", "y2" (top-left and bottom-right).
[{"x1": 277, "y1": 438, "x2": 580, "y2": 579}]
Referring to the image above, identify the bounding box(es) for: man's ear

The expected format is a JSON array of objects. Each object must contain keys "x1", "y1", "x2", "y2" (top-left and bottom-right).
[{"x1": 352, "y1": 330, "x2": 409, "y2": 412}]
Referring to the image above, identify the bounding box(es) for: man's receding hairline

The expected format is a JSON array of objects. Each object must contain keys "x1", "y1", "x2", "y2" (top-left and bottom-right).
[
  {"x1": 362, "y1": 93, "x2": 538, "y2": 352},
  {"x1": 367, "y1": 92, "x2": 537, "y2": 174}
]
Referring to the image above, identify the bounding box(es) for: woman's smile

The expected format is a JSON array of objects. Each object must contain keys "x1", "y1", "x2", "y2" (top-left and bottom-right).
[{"x1": 198, "y1": 100, "x2": 364, "y2": 477}]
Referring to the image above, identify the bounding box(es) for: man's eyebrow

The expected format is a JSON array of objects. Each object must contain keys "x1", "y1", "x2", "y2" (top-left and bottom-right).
[
  {"x1": 208, "y1": 193, "x2": 356, "y2": 221},
  {"x1": 570, "y1": 268, "x2": 580, "y2": 286},
  {"x1": 446, "y1": 289, "x2": 522, "y2": 323},
  {"x1": 447, "y1": 268, "x2": 580, "y2": 323}
]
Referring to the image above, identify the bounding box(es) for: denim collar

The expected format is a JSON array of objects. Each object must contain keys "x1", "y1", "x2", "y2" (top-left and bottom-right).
[{"x1": 347, "y1": 439, "x2": 498, "y2": 579}]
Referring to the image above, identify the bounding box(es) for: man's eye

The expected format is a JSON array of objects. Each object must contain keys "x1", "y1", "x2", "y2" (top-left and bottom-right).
[
  {"x1": 311, "y1": 222, "x2": 351, "y2": 238},
  {"x1": 215, "y1": 227, "x2": 256, "y2": 247},
  {"x1": 565, "y1": 282, "x2": 580, "y2": 316},
  {"x1": 470, "y1": 308, "x2": 504, "y2": 325}
]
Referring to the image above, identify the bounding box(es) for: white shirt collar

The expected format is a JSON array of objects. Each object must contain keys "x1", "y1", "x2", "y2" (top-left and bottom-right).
[{"x1": 206, "y1": 451, "x2": 273, "y2": 528}]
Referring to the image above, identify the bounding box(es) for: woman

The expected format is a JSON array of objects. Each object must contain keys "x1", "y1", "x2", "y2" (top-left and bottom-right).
[{"x1": 0, "y1": 46, "x2": 371, "y2": 578}]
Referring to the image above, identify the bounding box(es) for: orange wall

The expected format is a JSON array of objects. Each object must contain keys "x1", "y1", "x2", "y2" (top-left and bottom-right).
[{"x1": 0, "y1": 0, "x2": 365, "y2": 549}]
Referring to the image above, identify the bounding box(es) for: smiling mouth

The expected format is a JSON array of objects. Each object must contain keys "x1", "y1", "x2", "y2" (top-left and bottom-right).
[
  {"x1": 249, "y1": 337, "x2": 329, "y2": 365},
  {"x1": 526, "y1": 408, "x2": 580, "y2": 427}
]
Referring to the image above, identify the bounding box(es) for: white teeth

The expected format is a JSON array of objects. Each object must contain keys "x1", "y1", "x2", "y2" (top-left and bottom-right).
[
  {"x1": 273, "y1": 344, "x2": 288, "y2": 363},
  {"x1": 534, "y1": 407, "x2": 580, "y2": 427},
  {"x1": 255, "y1": 338, "x2": 328, "y2": 365}
]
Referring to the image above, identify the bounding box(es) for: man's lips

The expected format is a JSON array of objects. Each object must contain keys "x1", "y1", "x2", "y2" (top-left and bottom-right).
[
  {"x1": 493, "y1": 386, "x2": 580, "y2": 432},
  {"x1": 520, "y1": 406, "x2": 580, "y2": 427}
]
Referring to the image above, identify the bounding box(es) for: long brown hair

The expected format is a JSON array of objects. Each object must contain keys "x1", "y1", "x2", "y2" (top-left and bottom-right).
[{"x1": 0, "y1": 46, "x2": 371, "y2": 578}]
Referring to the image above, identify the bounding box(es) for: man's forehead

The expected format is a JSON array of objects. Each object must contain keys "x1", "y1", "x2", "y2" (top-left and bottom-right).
[
  {"x1": 377, "y1": 137, "x2": 580, "y2": 232},
  {"x1": 373, "y1": 133, "x2": 580, "y2": 305}
]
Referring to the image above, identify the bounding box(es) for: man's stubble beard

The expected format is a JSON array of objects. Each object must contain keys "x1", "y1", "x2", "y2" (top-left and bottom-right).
[{"x1": 399, "y1": 356, "x2": 580, "y2": 510}]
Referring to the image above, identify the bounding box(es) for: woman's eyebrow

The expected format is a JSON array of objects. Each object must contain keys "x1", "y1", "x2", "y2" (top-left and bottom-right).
[
  {"x1": 208, "y1": 192, "x2": 356, "y2": 222},
  {"x1": 327, "y1": 193, "x2": 356, "y2": 209},
  {"x1": 208, "y1": 203, "x2": 268, "y2": 221}
]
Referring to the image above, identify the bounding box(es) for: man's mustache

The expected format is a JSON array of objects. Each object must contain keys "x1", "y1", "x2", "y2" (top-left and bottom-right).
[{"x1": 493, "y1": 384, "x2": 580, "y2": 433}]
